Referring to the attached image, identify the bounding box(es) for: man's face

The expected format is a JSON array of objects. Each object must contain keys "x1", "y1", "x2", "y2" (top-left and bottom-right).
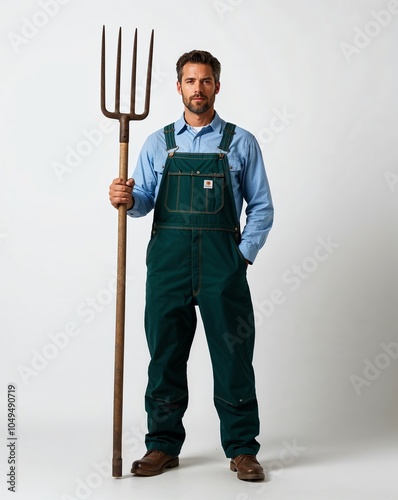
[{"x1": 177, "y1": 63, "x2": 220, "y2": 115}]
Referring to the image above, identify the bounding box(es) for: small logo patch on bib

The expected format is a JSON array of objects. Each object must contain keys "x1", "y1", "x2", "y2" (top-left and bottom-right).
[{"x1": 204, "y1": 180, "x2": 213, "y2": 189}]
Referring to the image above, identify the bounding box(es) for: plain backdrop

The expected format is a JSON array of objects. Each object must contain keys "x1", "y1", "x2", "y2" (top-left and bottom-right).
[{"x1": 0, "y1": 0, "x2": 397, "y2": 499}]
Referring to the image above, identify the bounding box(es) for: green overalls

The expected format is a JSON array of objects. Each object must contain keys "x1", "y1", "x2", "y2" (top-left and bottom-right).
[{"x1": 144, "y1": 122, "x2": 260, "y2": 459}]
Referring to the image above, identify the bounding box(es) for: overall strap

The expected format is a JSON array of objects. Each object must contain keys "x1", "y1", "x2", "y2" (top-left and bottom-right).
[
  {"x1": 164, "y1": 123, "x2": 177, "y2": 151},
  {"x1": 218, "y1": 122, "x2": 236, "y2": 153}
]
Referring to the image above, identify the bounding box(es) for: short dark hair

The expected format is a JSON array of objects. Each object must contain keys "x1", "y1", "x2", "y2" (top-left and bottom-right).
[{"x1": 176, "y1": 50, "x2": 221, "y2": 84}]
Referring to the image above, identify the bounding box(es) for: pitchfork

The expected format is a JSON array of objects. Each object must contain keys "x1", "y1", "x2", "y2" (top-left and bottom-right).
[{"x1": 100, "y1": 25, "x2": 154, "y2": 478}]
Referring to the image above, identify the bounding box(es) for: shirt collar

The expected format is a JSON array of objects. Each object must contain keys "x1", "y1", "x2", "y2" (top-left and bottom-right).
[{"x1": 174, "y1": 111, "x2": 223, "y2": 136}]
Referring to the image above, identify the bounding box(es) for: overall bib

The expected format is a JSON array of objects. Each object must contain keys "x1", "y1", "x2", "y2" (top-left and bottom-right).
[{"x1": 144, "y1": 122, "x2": 260, "y2": 458}]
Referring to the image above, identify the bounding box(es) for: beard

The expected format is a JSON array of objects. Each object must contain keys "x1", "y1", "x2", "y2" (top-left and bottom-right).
[{"x1": 182, "y1": 92, "x2": 216, "y2": 115}]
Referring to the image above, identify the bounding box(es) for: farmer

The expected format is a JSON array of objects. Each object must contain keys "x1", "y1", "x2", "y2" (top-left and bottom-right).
[{"x1": 109, "y1": 50, "x2": 273, "y2": 481}]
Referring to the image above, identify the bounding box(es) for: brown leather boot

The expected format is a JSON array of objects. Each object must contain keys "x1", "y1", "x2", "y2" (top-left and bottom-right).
[
  {"x1": 230, "y1": 454, "x2": 265, "y2": 481},
  {"x1": 131, "y1": 450, "x2": 179, "y2": 477}
]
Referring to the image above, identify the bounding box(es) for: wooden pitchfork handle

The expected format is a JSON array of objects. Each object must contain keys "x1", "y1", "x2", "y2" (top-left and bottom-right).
[{"x1": 101, "y1": 26, "x2": 154, "y2": 478}]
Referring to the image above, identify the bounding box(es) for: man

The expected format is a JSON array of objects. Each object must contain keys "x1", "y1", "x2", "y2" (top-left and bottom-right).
[{"x1": 109, "y1": 50, "x2": 273, "y2": 481}]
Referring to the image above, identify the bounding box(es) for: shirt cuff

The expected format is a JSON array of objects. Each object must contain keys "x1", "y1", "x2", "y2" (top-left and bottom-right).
[
  {"x1": 127, "y1": 195, "x2": 142, "y2": 217},
  {"x1": 239, "y1": 240, "x2": 258, "y2": 265}
]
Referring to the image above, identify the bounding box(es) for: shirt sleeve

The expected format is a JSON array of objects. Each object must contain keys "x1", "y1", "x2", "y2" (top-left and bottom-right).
[
  {"x1": 239, "y1": 136, "x2": 274, "y2": 263},
  {"x1": 127, "y1": 134, "x2": 159, "y2": 218}
]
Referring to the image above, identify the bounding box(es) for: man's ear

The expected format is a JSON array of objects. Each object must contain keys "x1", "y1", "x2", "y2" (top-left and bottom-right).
[
  {"x1": 215, "y1": 82, "x2": 220, "y2": 95},
  {"x1": 176, "y1": 81, "x2": 182, "y2": 95}
]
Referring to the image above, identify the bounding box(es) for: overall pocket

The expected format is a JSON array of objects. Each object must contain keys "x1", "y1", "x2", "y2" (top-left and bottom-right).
[
  {"x1": 165, "y1": 171, "x2": 225, "y2": 214},
  {"x1": 145, "y1": 231, "x2": 160, "y2": 264}
]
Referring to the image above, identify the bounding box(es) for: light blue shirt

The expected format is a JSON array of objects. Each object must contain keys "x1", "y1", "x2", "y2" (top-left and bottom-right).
[{"x1": 128, "y1": 112, "x2": 274, "y2": 263}]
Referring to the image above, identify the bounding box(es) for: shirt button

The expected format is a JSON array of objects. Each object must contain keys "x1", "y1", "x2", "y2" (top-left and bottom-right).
[
  {"x1": 196, "y1": 171, "x2": 200, "y2": 174},
  {"x1": 239, "y1": 399, "x2": 244, "y2": 403}
]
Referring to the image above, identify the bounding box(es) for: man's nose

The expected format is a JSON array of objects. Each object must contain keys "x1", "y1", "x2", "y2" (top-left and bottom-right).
[{"x1": 194, "y1": 82, "x2": 203, "y2": 94}]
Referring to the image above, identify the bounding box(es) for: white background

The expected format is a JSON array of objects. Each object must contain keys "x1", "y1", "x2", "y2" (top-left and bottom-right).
[{"x1": 1, "y1": 0, "x2": 397, "y2": 499}]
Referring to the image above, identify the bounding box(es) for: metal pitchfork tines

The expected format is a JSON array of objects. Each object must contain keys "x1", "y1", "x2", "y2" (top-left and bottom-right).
[{"x1": 100, "y1": 25, "x2": 154, "y2": 479}]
